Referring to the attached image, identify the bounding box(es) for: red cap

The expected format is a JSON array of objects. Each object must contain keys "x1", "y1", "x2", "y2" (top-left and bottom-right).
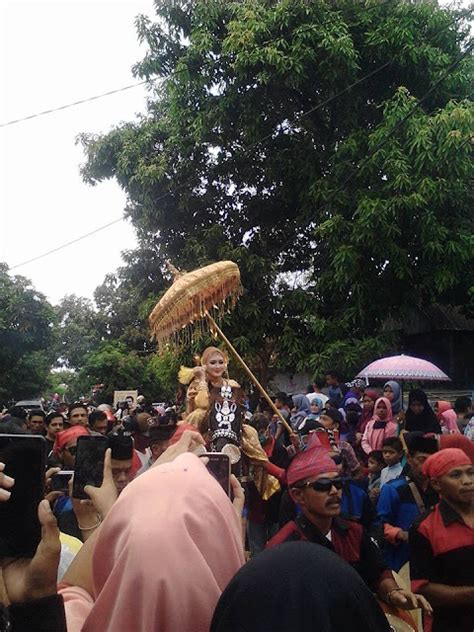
[
  {"x1": 287, "y1": 445, "x2": 339, "y2": 487},
  {"x1": 423, "y1": 448, "x2": 471, "y2": 480},
  {"x1": 53, "y1": 426, "x2": 89, "y2": 456}
]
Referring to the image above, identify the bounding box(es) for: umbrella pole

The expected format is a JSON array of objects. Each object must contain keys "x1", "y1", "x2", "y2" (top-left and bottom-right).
[{"x1": 205, "y1": 312, "x2": 294, "y2": 435}]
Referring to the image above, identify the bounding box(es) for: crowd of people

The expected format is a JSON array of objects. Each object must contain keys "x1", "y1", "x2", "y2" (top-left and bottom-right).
[{"x1": 0, "y1": 364, "x2": 472, "y2": 632}]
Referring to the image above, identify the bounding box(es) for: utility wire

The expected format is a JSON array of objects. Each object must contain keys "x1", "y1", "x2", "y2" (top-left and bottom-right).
[
  {"x1": 275, "y1": 38, "x2": 473, "y2": 258},
  {"x1": 6, "y1": 10, "x2": 470, "y2": 270},
  {"x1": 0, "y1": 81, "x2": 153, "y2": 129},
  {"x1": 8, "y1": 218, "x2": 124, "y2": 270},
  {"x1": 0, "y1": 0, "x2": 441, "y2": 130},
  {"x1": 8, "y1": 56, "x2": 392, "y2": 271}
]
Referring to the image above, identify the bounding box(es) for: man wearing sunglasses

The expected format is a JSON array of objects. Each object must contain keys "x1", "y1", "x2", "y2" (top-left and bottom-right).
[{"x1": 267, "y1": 444, "x2": 431, "y2": 615}]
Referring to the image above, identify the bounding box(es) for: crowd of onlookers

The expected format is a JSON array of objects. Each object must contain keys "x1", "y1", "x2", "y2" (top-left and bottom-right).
[{"x1": 0, "y1": 372, "x2": 472, "y2": 632}]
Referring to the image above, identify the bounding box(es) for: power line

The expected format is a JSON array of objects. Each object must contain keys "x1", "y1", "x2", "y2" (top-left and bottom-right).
[
  {"x1": 274, "y1": 38, "x2": 474, "y2": 257},
  {"x1": 0, "y1": 0, "x2": 440, "y2": 130},
  {"x1": 8, "y1": 218, "x2": 124, "y2": 270},
  {"x1": 8, "y1": 57, "x2": 391, "y2": 271},
  {"x1": 6, "y1": 10, "x2": 469, "y2": 270},
  {"x1": 0, "y1": 81, "x2": 153, "y2": 129}
]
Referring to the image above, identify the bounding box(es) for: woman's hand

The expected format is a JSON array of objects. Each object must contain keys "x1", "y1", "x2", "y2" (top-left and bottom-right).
[
  {"x1": 152, "y1": 430, "x2": 205, "y2": 468},
  {"x1": 230, "y1": 474, "x2": 245, "y2": 522},
  {"x1": 388, "y1": 588, "x2": 433, "y2": 615},
  {"x1": 0, "y1": 462, "x2": 14, "y2": 502},
  {"x1": 0, "y1": 500, "x2": 60, "y2": 605},
  {"x1": 84, "y1": 449, "x2": 118, "y2": 520}
]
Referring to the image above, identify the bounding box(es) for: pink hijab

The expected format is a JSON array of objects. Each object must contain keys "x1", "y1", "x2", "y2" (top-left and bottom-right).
[
  {"x1": 440, "y1": 409, "x2": 460, "y2": 434},
  {"x1": 373, "y1": 397, "x2": 394, "y2": 423},
  {"x1": 435, "y1": 400, "x2": 452, "y2": 421},
  {"x1": 70, "y1": 453, "x2": 245, "y2": 632}
]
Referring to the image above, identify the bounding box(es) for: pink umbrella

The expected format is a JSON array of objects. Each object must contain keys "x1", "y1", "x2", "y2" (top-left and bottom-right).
[{"x1": 356, "y1": 354, "x2": 450, "y2": 382}]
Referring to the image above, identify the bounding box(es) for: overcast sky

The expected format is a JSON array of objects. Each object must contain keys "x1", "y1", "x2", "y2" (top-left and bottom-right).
[
  {"x1": 0, "y1": 0, "x2": 153, "y2": 304},
  {"x1": 0, "y1": 1, "x2": 468, "y2": 307}
]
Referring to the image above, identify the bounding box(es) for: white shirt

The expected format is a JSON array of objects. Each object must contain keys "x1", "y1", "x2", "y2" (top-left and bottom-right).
[
  {"x1": 307, "y1": 392, "x2": 329, "y2": 406},
  {"x1": 380, "y1": 462, "x2": 403, "y2": 488}
]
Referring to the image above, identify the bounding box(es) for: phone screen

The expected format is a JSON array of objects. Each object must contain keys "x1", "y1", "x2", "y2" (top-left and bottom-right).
[
  {"x1": 72, "y1": 436, "x2": 108, "y2": 499},
  {"x1": 0, "y1": 434, "x2": 46, "y2": 557},
  {"x1": 200, "y1": 453, "x2": 231, "y2": 496},
  {"x1": 51, "y1": 470, "x2": 73, "y2": 493}
]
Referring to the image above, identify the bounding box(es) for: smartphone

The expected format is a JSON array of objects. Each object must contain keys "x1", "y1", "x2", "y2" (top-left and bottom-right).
[
  {"x1": 51, "y1": 470, "x2": 73, "y2": 493},
  {"x1": 72, "y1": 435, "x2": 108, "y2": 499},
  {"x1": 200, "y1": 452, "x2": 231, "y2": 496},
  {"x1": 0, "y1": 434, "x2": 46, "y2": 558}
]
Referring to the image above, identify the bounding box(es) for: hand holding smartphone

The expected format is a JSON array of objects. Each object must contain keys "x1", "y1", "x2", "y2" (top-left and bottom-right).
[
  {"x1": 200, "y1": 452, "x2": 231, "y2": 496},
  {"x1": 72, "y1": 436, "x2": 108, "y2": 499},
  {"x1": 0, "y1": 434, "x2": 46, "y2": 557},
  {"x1": 51, "y1": 470, "x2": 74, "y2": 493}
]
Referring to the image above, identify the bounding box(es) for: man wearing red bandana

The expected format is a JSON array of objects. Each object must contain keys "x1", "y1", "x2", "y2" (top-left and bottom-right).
[
  {"x1": 267, "y1": 444, "x2": 431, "y2": 615},
  {"x1": 410, "y1": 448, "x2": 474, "y2": 632}
]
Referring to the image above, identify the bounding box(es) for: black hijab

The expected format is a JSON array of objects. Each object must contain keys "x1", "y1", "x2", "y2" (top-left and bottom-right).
[
  {"x1": 405, "y1": 389, "x2": 441, "y2": 433},
  {"x1": 210, "y1": 542, "x2": 390, "y2": 632}
]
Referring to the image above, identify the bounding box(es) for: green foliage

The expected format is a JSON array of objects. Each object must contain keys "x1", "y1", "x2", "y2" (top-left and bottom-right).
[
  {"x1": 54, "y1": 295, "x2": 103, "y2": 368},
  {"x1": 78, "y1": 0, "x2": 473, "y2": 385},
  {"x1": 0, "y1": 264, "x2": 56, "y2": 402}
]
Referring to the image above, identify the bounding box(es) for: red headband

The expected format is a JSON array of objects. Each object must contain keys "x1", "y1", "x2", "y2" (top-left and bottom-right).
[
  {"x1": 287, "y1": 445, "x2": 339, "y2": 487},
  {"x1": 53, "y1": 426, "x2": 89, "y2": 455},
  {"x1": 423, "y1": 448, "x2": 471, "y2": 480}
]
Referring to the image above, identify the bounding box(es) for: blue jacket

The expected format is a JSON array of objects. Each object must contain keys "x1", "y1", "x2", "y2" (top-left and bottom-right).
[{"x1": 376, "y1": 477, "x2": 437, "y2": 571}]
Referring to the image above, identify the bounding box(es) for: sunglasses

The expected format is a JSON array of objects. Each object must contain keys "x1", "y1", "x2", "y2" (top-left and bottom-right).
[{"x1": 295, "y1": 477, "x2": 344, "y2": 493}]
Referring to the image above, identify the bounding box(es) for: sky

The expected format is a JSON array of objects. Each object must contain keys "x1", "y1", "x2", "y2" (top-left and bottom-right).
[
  {"x1": 0, "y1": 0, "x2": 154, "y2": 304},
  {"x1": 0, "y1": 0, "x2": 468, "y2": 306}
]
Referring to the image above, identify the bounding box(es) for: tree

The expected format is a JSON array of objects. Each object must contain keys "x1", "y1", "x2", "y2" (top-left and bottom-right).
[
  {"x1": 54, "y1": 294, "x2": 104, "y2": 368},
  {"x1": 73, "y1": 341, "x2": 175, "y2": 404},
  {"x1": 0, "y1": 264, "x2": 56, "y2": 402},
  {"x1": 79, "y1": 0, "x2": 473, "y2": 381}
]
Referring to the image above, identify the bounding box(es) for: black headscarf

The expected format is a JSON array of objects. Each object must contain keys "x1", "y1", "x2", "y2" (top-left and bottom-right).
[
  {"x1": 405, "y1": 389, "x2": 441, "y2": 433},
  {"x1": 210, "y1": 542, "x2": 390, "y2": 632}
]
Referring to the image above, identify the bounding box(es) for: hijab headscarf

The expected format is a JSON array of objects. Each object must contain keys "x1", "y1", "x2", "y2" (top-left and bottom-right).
[
  {"x1": 292, "y1": 394, "x2": 311, "y2": 415},
  {"x1": 290, "y1": 394, "x2": 311, "y2": 430},
  {"x1": 373, "y1": 397, "x2": 394, "y2": 424},
  {"x1": 357, "y1": 389, "x2": 378, "y2": 433},
  {"x1": 211, "y1": 542, "x2": 390, "y2": 632},
  {"x1": 405, "y1": 389, "x2": 441, "y2": 434},
  {"x1": 435, "y1": 400, "x2": 452, "y2": 421},
  {"x1": 440, "y1": 409, "x2": 460, "y2": 434},
  {"x1": 383, "y1": 380, "x2": 402, "y2": 414},
  {"x1": 77, "y1": 453, "x2": 245, "y2": 632}
]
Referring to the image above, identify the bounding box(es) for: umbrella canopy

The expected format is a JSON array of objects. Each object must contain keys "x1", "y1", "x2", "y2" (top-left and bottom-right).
[
  {"x1": 149, "y1": 261, "x2": 242, "y2": 348},
  {"x1": 356, "y1": 354, "x2": 450, "y2": 382}
]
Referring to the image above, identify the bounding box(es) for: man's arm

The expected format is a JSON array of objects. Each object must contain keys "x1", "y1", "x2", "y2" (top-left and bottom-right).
[
  {"x1": 409, "y1": 525, "x2": 474, "y2": 607},
  {"x1": 417, "y1": 583, "x2": 474, "y2": 607}
]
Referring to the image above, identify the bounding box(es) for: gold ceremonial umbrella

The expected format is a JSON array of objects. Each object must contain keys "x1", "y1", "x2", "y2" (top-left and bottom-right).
[{"x1": 149, "y1": 261, "x2": 293, "y2": 434}]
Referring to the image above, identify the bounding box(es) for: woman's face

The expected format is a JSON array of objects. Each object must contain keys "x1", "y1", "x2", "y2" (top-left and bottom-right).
[
  {"x1": 375, "y1": 402, "x2": 388, "y2": 420},
  {"x1": 383, "y1": 386, "x2": 394, "y2": 401},
  {"x1": 409, "y1": 400, "x2": 424, "y2": 415},
  {"x1": 362, "y1": 396, "x2": 375, "y2": 412},
  {"x1": 205, "y1": 352, "x2": 227, "y2": 380},
  {"x1": 310, "y1": 402, "x2": 320, "y2": 414}
]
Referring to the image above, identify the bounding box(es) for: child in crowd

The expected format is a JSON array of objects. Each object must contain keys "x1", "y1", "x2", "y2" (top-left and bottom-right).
[
  {"x1": 380, "y1": 437, "x2": 404, "y2": 487},
  {"x1": 366, "y1": 450, "x2": 384, "y2": 503}
]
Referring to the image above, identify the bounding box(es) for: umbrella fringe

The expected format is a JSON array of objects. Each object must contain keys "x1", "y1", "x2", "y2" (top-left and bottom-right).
[{"x1": 152, "y1": 282, "x2": 242, "y2": 351}]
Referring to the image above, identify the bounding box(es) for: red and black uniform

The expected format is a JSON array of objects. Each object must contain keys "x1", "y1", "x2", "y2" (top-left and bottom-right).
[
  {"x1": 410, "y1": 500, "x2": 474, "y2": 632},
  {"x1": 267, "y1": 513, "x2": 391, "y2": 591}
]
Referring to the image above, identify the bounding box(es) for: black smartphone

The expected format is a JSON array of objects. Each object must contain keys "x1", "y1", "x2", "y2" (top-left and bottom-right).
[
  {"x1": 72, "y1": 436, "x2": 108, "y2": 499},
  {"x1": 0, "y1": 434, "x2": 46, "y2": 558},
  {"x1": 51, "y1": 470, "x2": 74, "y2": 493},
  {"x1": 200, "y1": 452, "x2": 231, "y2": 496}
]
